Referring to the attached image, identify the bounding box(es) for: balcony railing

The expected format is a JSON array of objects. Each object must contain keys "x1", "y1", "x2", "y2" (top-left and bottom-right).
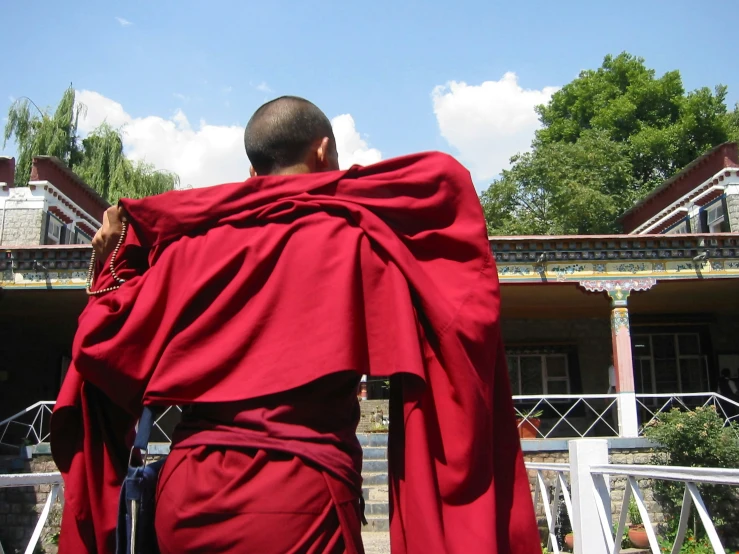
[
  {"x1": 0, "y1": 402, "x2": 54, "y2": 450},
  {"x1": 636, "y1": 392, "x2": 739, "y2": 439},
  {"x1": 3, "y1": 392, "x2": 738, "y2": 449},
  {"x1": 513, "y1": 392, "x2": 739, "y2": 440},
  {"x1": 514, "y1": 394, "x2": 620, "y2": 439}
]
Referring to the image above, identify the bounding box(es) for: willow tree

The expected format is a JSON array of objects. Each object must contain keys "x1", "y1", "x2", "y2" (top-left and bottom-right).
[
  {"x1": 74, "y1": 123, "x2": 179, "y2": 204},
  {"x1": 3, "y1": 85, "x2": 178, "y2": 203},
  {"x1": 3, "y1": 85, "x2": 83, "y2": 187}
]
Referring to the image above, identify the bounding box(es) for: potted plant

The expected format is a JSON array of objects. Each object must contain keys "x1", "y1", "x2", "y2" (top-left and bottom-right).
[
  {"x1": 564, "y1": 532, "x2": 574, "y2": 550},
  {"x1": 516, "y1": 408, "x2": 543, "y2": 439},
  {"x1": 627, "y1": 498, "x2": 649, "y2": 549},
  {"x1": 19, "y1": 437, "x2": 34, "y2": 460}
]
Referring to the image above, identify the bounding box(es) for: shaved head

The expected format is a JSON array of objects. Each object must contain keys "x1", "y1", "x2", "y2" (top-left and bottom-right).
[{"x1": 244, "y1": 96, "x2": 337, "y2": 175}]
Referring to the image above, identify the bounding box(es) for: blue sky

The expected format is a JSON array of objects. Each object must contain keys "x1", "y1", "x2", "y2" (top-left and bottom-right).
[{"x1": 3, "y1": 0, "x2": 739, "y2": 187}]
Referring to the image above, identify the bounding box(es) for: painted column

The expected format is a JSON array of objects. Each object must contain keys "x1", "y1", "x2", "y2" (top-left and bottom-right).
[{"x1": 579, "y1": 279, "x2": 657, "y2": 438}]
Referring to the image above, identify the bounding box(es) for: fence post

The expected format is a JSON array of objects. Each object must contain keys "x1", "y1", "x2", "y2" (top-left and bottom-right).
[{"x1": 569, "y1": 439, "x2": 610, "y2": 554}]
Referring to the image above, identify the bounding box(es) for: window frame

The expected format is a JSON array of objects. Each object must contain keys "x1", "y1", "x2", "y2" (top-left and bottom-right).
[
  {"x1": 507, "y1": 351, "x2": 571, "y2": 396},
  {"x1": 631, "y1": 332, "x2": 709, "y2": 395}
]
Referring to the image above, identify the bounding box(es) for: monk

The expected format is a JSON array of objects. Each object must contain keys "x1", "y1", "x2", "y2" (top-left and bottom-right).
[{"x1": 52, "y1": 96, "x2": 540, "y2": 553}]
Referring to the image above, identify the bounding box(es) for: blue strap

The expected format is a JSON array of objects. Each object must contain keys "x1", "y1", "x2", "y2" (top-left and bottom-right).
[{"x1": 133, "y1": 407, "x2": 155, "y2": 452}]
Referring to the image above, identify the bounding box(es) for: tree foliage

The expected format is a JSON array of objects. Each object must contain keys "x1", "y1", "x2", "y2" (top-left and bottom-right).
[
  {"x1": 482, "y1": 53, "x2": 739, "y2": 235},
  {"x1": 3, "y1": 85, "x2": 178, "y2": 204}
]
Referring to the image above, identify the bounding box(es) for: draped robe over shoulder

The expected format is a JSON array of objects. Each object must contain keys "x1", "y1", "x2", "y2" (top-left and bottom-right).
[{"x1": 51, "y1": 152, "x2": 539, "y2": 553}]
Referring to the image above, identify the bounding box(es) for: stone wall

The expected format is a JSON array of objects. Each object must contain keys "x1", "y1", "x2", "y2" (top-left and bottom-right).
[
  {"x1": 502, "y1": 317, "x2": 612, "y2": 394},
  {"x1": 725, "y1": 192, "x2": 739, "y2": 232},
  {"x1": 524, "y1": 448, "x2": 663, "y2": 527},
  {"x1": 0, "y1": 456, "x2": 60, "y2": 554},
  {"x1": 690, "y1": 213, "x2": 702, "y2": 233},
  {"x1": 358, "y1": 400, "x2": 390, "y2": 433},
  {"x1": 0, "y1": 208, "x2": 44, "y2": 246}
]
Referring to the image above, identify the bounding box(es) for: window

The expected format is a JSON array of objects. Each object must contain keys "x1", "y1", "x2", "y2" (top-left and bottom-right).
[
  {"x1": 666, "y1": 221, "x2": 688, "y2": 235},
  {"x1": 632, "y1": 333, "x2": 708, "y2": 394},
  {"x1": 507, "y1": 351, "x2": 570, "y2": 396},
  {"x1": 46, "y1": 216, "x2": 63, "y2": 245},
  {"x1": 706, "y1": 203, "x2": 726, "y2": 233},
  {"x1": 74, "y1": 229, "x2": 91, "y2": 244}
]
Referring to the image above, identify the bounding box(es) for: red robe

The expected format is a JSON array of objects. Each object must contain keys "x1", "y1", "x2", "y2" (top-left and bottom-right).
[{"x1": 51, "y1": 151, "x2": 539, "y2": 553}]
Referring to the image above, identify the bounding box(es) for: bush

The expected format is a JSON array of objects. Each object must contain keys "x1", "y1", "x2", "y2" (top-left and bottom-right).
[{"x1": 644, "y1": 406, "x2": 739, "y2": 548}]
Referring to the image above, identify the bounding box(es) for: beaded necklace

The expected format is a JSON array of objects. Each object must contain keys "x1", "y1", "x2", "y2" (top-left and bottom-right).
[{"x1": 85, "y1": 221, "x2": 128, "y2": 296}]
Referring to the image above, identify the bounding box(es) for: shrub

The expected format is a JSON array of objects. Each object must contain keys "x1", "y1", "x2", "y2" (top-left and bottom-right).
[{"x1": 644, "y1": 406, "x2": 739, "y2": 548}]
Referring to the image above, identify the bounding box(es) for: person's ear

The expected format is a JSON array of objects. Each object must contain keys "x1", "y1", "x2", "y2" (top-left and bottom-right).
[
  {"x1": 315, "y1": 137, "x2": 331, "y2": 170},
  {"x1": 249, "y1": 165, "x2": 257, "y2": 178}
]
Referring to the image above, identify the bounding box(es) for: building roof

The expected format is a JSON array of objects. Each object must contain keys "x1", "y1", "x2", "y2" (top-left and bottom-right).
[
  {"x1": 29, "y1": 156, "x2": 109, "y2": 223},
  {"x1": 619, "y1": 142, "x2": 739, "y2": 232}
]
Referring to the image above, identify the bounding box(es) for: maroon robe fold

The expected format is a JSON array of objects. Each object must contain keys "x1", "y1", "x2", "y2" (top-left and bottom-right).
[{"x1": 51, "y1": 151, "x2": 539, "y2": 553}]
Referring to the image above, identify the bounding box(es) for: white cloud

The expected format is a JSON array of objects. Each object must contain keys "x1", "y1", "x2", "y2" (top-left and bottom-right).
[
  {"x1": 252, "y1": 81, "x2": 272, "y2": 93},
  {"x1": 115, "y1": 17, "x2": 133, "y2": 27},
  {"x1": 330, "y1": 114, "x2": 382, "y2": 169},
  {"x1": 432, "y1": 72, "x2": 559, "y2": 182},
  {"x1": 75, "y1": 90, "x2": 381, "y2": 187}
]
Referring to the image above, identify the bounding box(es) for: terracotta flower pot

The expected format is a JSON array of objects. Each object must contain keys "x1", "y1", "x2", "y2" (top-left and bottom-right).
[
  {"x1": 517, "y1": 418, "x2": 541, "y2": 439},
  {"x1": 564, "y1": 533, "x2": 574, "y2": 550},
  {"x1": 628, "y1": 525, "x2": 649, "y2": 549}
]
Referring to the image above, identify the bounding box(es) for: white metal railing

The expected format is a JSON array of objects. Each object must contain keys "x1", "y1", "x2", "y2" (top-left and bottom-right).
[
  {"x1": 0, "y1": 402, "x2": 55, "y2": 449},
  {"x1": 636, "y1": 393, "x2": 739, "y2": 438},
  {"x1": 0, "y1": 472, "x2": 63, "y2": 554},
  {"x1": 514, "y1": 394, "x2": 619, "y2": 439},
  {"x1": 590, "y1": 464, "x2": 739, "y2": 554},
  {"x1": 527, "y1": 462, "x2": 572, "y2": 554},
  {"x1": 514, "y1": 392, "x2": 739, "y2": 440},
  {"x1": 0, "y1": 402, "x2": 183, "y2": 447},
  {"x1": 529, "y1": 439, "x2": 739, "y2": 554}
]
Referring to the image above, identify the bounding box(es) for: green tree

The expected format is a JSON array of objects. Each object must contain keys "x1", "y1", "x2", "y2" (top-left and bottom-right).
[
  {"x1": 482, "y1": 53, "x2": 739, "y2": 235},
  {"x1": 3, "y1": 85, "x2": 178, "y2": 203}
]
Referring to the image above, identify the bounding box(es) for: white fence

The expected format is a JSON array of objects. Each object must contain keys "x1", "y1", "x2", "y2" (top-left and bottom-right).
[
  {"x1": 2, "y1": 439, "x2": 738, "y2": 553},
  {"x1": 0, "y1": 472, "x2": 63, "y2": 554},
  {"x1": 512, "y1": 392, "x2": 739, "y2": 440},
  {"x1": 0, "y1": 402, "x2": 55, "y2": 450},
  {"x1": 528, "y1": 439, "x2": 739, "y2": 554},
  {"x1": 637, "y1": 393, "x2": 739, "y2": 439},
  {"x1": 3, "y1": 393, "x2": 738, "y2": 448}
]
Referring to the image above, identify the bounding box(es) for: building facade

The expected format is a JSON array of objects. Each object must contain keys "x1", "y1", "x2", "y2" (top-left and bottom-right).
[
  {"x1": 0, "y1": 156, "x2": 106, "y2": 247},
  {"x1": 1, "y1": 146, "x2": 738, "y2": 446}
]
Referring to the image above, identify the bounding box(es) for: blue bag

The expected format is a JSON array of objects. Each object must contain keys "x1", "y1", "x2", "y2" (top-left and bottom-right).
[{"x1": 116, "y1": 407, "x2": 167, "y2": 554}]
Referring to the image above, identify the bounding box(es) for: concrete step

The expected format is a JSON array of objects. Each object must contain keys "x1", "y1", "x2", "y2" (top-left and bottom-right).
[
  {"x1": 363, "y1": 473, "x2": 388, "y2": 486},
  {"x1": 363, "y1": 516, "x2": 390, "y2": 533},
  {"x1": 362, "y1": 447, "x2": 387, "y2": 460},
  {"x1": 357, "y1": 433, "x2": 388, "y2": 447},
  {"x1": 362, "y1": 486, "x2": 389, "y2": 502},
  {"x1": 364, "y1": 501, "x2": 389, "y2": 516},
  {"x1": 362, "y1": 460, "x2": 388, "y2": 473}
]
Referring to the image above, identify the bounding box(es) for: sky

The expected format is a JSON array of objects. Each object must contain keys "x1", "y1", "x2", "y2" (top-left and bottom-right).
[{"x1": 2, "y1": 0, "x2": 739, "y2": 189}]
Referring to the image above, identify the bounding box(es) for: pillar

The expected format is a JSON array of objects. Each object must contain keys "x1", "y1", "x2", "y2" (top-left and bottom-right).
[
  {"x1": 579, "y1": 279, "x2": 657, "y2": 438},
  {"x1": 609, "y1": 296, "x2": 639, "y2": 438}
]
